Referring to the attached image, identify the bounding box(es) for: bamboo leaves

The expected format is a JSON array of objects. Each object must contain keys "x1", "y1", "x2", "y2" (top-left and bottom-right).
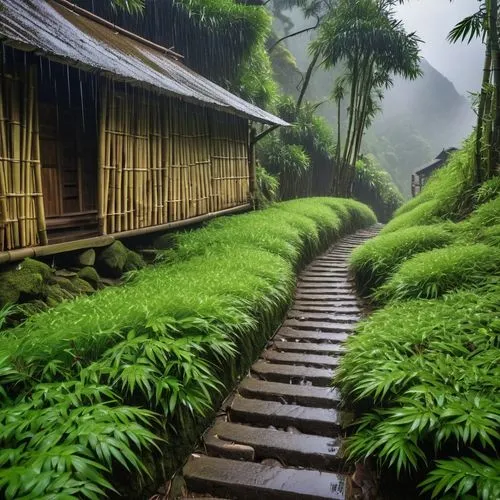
[{"x1": 0, "y1": 198, "x2": 376, "y2": 497}]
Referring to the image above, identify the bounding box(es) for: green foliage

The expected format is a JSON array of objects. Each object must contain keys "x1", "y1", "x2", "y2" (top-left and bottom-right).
[
  {"x1": 474, "y1": 176, "x2": 500, "y2": 206},
  {"x1": 374, "y1": 244, "x2": 500, "y2": 302},
  {"x1": 349, "y1": 224, "x2": 455, "y2": 296},
  {"x1": 257, "y1": 96, "x2": 338, "y2": 199},
  {"x1": 352, "y1": 155, "x2": 404, "y2": 222},
  {"x1": 0, "y1": 198, "x2": 375, "y2": 497},
  {"x1": 386, "y1": 139, "x2": 476, "y2": 232},
  {"x1": 255, "y1": 165, "x2": 280, "y2": 206},
  {"x1": 342, "y1": 139, "x2": 499, "y2": 498},
  {"x1": 420, "y1": 452, "x2": 500, "y2": 500},
  {"x1": 337, "y1": 290, "x2": 500, "y2": 488}
]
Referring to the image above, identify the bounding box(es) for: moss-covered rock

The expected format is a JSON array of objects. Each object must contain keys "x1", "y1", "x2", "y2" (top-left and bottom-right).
[
  {"x1": 123, "y1": 251, "x2": 146, "y2": 273},
  {"x1": 76, "y1": 249, "x2": 96, "y2": 267},
  {"x1": 77, "y1": 266, "x2": 101, "y2": 287},
  {"x1": 46, "y1": 284, "x2": 74, "y2": 306},
  {"x1": 70, "y1": 277, "x2": 95, "y2": 294},
  {"x1": 96, "y1": 241, "x2": 129, "y2": 278},
  {"x1": 0, "y1": 258, "x2": 52, "y2": 307}
]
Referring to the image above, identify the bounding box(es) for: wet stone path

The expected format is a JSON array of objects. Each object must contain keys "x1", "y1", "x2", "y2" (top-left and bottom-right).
[{"x1": 182, "y1": 227, "x2": 381, "y2": 500}]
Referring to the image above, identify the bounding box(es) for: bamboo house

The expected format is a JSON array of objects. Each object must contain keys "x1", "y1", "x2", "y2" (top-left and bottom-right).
[{"x1": 0, "y1": 0, "x2": 287, "y2": 261}]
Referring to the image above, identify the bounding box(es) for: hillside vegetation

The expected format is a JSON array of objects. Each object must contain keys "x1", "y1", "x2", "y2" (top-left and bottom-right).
[{"x1": 341, "y1": 142, "x2": 500, "y2": 499}]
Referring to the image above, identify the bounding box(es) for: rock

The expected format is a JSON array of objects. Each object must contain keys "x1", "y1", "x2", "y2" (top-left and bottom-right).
[
  {"x1": 96, "y1": 241, "x2": 129, "y2": 278},
  {"x1": 55, "y1": 269, "x2": 77, "y2": 278},
  {"x1": 123, "y1": 250, "x2": 146, "y2": 273},
  {"x1": 76, "y1": 249, "x2": 96, "y2": 267},
  {"x1": 70, "y1": 277, "x2": 95, "y2": 294},
  {"x1": 46, "y1": 284, "x2": 74, "y2": 305},
  {"x1": 0, "y1": 258, "x2": 52, "y2": 307},
  {"x1": 52, "y1": 276, "x2": 82, "y2": 295},
  {"x1": 77, "y1": 266, "x2": 101, "y2": 287}
]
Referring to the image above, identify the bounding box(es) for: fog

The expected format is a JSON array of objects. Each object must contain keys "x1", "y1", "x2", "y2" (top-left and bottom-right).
[{"x1": 394, "y1": 0, "x2": 484, "y2": 95}]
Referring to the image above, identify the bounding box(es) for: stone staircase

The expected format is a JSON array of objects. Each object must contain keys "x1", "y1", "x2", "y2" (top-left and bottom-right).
[{"x1": 181, "y1": 227, "x2": 380, "y2": 500}]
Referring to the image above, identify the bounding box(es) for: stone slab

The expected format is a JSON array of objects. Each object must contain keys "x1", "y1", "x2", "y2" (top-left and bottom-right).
[
  {"x1": 238, "y1": 377, "x2": 340, "y2": 407},
  {"x1": 183, "y1": 455, "x2": 347, "y2": 500},
  {"x1": 229, "y1": 396, "x2": 343, "y2": 436},
  {"x1": 251, "y1": 360, "x2": 334, "y2": 385}
]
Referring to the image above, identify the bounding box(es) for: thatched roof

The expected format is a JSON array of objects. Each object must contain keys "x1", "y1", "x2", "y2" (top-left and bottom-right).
[{"x1": 0, "y1": 0, "x2": 288, "y2": 126}]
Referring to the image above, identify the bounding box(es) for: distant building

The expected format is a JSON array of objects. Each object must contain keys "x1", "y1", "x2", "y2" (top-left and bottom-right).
[{"x1": 411, "y1": 148, "x2": 458, "y2": 197}]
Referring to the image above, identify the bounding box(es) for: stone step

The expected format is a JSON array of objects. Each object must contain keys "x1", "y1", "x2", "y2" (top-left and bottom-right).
[
  {"x1": 238, "y1": 377, "x2": 340, "y2": 407},
  {"x1": 276, "y1": 327, "x2": 349, "y2": 343},
  {"x1": 287, "y1": 310, "x2": 360, "y2": 322},
  {"x1": 183, "y1": 455, "x2": 348, "y2": 500},
  {"x1": 294, "y1": 287, "x2": 354, "y2": 295},
  {"x1": 263, "y1": 350, "x2": 340, "y2": 368},
  {"x1": 283, "y1": 319, "x2": 356, "y2": 332},
  {"x1": 299, "y1": 276, "x2": 351, "y2": 283},
  {"x1": 292, "y1": 301, "x2": 361, "y2": 311},
  {"x1": 298, "y1": 282, "x2": 353, "y2": 291},
  {"x1": 272, "y1": 341, "x2": 345, "y2": 356},
  {"x1": 251, "y1": 360, "x2": 334, "y2": 385},
  {"x1": 229, "y1": 395, "x2": 344, "y2": 436},
  {"x1": 295, "y1": 293, "x2": 356, "y2": 301},
  {"x1": 206, "y1": 422, "x2": 344, "y2": 469}
]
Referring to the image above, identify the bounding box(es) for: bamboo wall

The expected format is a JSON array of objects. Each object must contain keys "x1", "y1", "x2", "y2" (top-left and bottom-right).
[
  {"x1": 0, "y1": 66, "x2": 47, "y2": 251},
  {"x1": 98, "y1": 81, "x2": 250, "y2": 235}
]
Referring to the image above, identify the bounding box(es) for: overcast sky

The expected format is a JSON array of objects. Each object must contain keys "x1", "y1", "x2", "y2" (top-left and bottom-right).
[{"x1": 394, "y1": 0, "x2": 483, "y2": 95}]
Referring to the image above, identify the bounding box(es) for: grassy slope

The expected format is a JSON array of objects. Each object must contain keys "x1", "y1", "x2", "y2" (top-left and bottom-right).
[
  {"x1": 0, "y1": 197, "x2": 375, "y2": 499},
  {"x1": 341, "y1": 140, "x2": 500, "y2": 499}
]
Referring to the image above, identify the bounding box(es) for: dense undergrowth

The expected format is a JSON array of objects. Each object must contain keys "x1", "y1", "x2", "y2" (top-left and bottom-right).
[
  {"x1": 0, "y1": 198, "x2": 375, "y2": 499},
  {"x1": 342, "y1": 140, "x2": 500, "y2": 499}
]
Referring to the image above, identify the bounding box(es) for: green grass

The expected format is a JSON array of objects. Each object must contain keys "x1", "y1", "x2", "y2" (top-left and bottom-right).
[
  {"x1": 384, "y1": 139, "x2": 476, "y2": 234},
  {"x1": 374, "y1": 244, "x2": 500, "y2": 302},
  {"x1": 337, "y1": 289, "x2": 500, "y2": 495},
  {"x1": 341, "y1": 142, "x2": 500, "y2": 499},
  {"x1": 0, "y1": 197, "x2": 375, "y2": 499},
  {"x1": 349, "y1": 224, "x2": 455, "y2": 296}
]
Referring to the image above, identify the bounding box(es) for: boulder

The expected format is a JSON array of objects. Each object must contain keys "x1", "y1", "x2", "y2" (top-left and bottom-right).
[
  {"x1": 123, "y1": 250, "x2": 146, "y2": 273},
  {"x1": 76, "y1": 249, "x2": 96, "y2": 267},
  {"x1": 0, "y1": 258, "x2": 52, "y2": 307},
  {"x1": 70, "y1": 277, "x2": 95, "y2": 294},
  {"x1": 96, "y1": 241, "x2": 129, "y2": 278},
  {"x1": 77, "y1": 266, "x2": 101, "y2": 287}
]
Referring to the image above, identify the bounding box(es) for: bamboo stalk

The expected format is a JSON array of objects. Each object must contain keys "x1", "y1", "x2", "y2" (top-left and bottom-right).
[
  {"x1": 32, "y1": 73, "x2": 48, "y2": 246},
  {"x1": 108, "y1": 98, "x2": 117, "y2": 234},
  {"x1": 0, "y1": 71, "x2": 10, "y2": 250},
  {"x1": 25, "y1": 66, "x2": 36, "y2": 245},
  {"x1": 116, "y1": 95, "x2": 124, "y2": 232},
  {"x1": 10, "y1": 71, "x2": 21, "y2": 248},
  {"x1": 161, "y1": 98, "x2": 169, "y2": 223}
]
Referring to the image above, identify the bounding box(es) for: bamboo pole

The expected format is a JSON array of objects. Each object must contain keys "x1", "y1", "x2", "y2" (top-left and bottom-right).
[
  {"x1": 0, "y1": 72, "x2": 10, "y2": 250},
  {"x1": 108, "y1": 96, "x2": 117, "y2": 234},
  {"x1": 97, "y1": 79, "x2": 108, "y2": 235},
  {"x1": 115, "y1": 95, "x2": 124, "y2": 232},
  {"x1": 161, "y1": 98, "x2": 168, "y2": 224},
  {"x1": 25, "y1": 66, "x2": 36, "y2": 246},
  {"x1": 10, "y1": 73, "x2": 21, "y2": 248},
  {"x1": 33, "y1": 79, "x2": 48, "y2": 246}
]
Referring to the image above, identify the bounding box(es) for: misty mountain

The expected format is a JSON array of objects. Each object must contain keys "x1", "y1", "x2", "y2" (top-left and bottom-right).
[{"x1": 270, "y1": 7, "x2": 475, "y2": 196}]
